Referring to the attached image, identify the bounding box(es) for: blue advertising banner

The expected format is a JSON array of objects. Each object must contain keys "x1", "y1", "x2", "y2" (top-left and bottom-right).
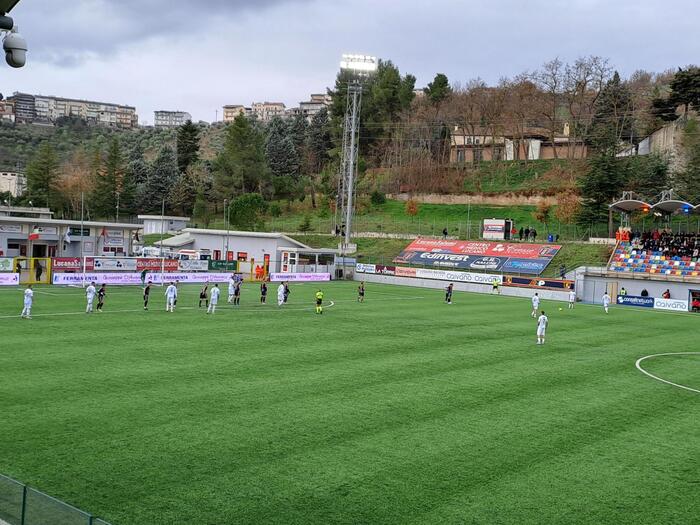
[
  {"x1": 501, "y1": 258, "x2": 551, "y2": 274},
  {"x1": 617, "y1": 295, "x2": 654, "y2": 308}
]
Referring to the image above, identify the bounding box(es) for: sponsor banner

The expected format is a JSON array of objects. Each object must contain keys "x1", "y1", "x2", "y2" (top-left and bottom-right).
[
  {"x1": 178, "y1": 259, "x2": 209, "y2": 271},
  {"x1": 92, "y1": 258, "x2": 137, "y2": 271},
  {"x1": 69, "y1": 227, "x2": 90, "y2": 237},
  {"x1": 501, "y1": 258, "x2": 551, "y2": 275},
  {"x1": 467, "y1": 256, "x2": 506, "y2": 271},
  {"x1": 136, "y1": 258, "x2": 179, "y2": 272},
  {"x1": 106, "y1": 229, "x2": 123, "y2": 238},
  {"x1": 355, "y1": 263, "x2": 376, "y2": 274},
  {"x1": 269, "y1": 272, "x2": 331, "y2": 282},
  {"x1": 374, "y1": 265, "x2": 396, "y2": 276},
  {"x1": 653, "y1": 298, "x2": 689, "y2": 312},
  {"x1": 396, "y1": 238, "x2": 561, "y2": 259},
  {"x1": 503, "y1": 276, "x2": 575, "y2": 291},
  {"x1": 51, "y1": 257, "x2": 82, "y2": 271},
  {"x1": 415, "y1": 267, "x2": 502, "y2": 285},
  {"x1": 103, "y1": 237, "x2": 124, "y2": 247},
  {"x1": 208, "y1": 260, "x2": 238, "y2": 271},
  {"x1": 0, "y1": 257, "x2": 14, "y2": 272},
  {"x1": 0, "y1": 224, "x2": 22, "y2": 233},
  {"x1": 395, "y1": 266, "x2": 416, "y2": 278},
  {"x1": 617, "y1": 295, "x2": 654, "y2": 308},
  {"x1": 483, "y1": 219, "x2": 506, "y2": 240},
  {"x1": 52, "y1": 272, "x2": 233, "y2": 286},
  {"x1": 33, "y1": 226, "x2": 58, "y2": 235},
  {"x1": 0, "y1": 273, "x2": 19, "y2": 285}
]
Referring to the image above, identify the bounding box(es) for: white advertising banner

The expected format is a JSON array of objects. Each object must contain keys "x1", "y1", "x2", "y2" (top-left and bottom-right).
[
  {"x1": 415, "y1": 267, "x2": 502, "y2": 285},
  {"x1": 482, "y1": 219, "x2": 506, "y2": 240},
  {"x1": 178, "y1": 259, "x2": 210, "y2": 271},
  {"x1": 0, "y1": 273, "x2": 19, "y2": 285},
  {"x1": 269, "y1": 273, "x2": 331, "y2": 282},
  {"x1": 653, "y1": 298, "x2": 689, "y2": 312},
  {"x1": 355, "y1": 263, "x2": 376, "y2": 274},
  {"x1": 52, "y1": 272, "x2": 233, "y2": 286},
  {"x1": 92, "y1": 258, "x2": 137, "y2": 271},
  {"x1": 0, "y1": 224, "x2": 22, "y2": 233}
]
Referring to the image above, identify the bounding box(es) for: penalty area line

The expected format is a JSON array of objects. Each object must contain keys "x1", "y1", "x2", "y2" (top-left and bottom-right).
[{"x1": 635, "y1": 352, "x2": 700, "y2": 394}]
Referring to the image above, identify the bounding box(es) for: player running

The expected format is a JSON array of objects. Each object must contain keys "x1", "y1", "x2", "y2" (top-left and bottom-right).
[
  {"x1": 531, "y1": 293, "x2": 540, "y2": 318},
  {"x1": 358, "y1": 282, "x2": 365, "y2": 302},
  {"x1": 85, "y1": 281, "x2": 96, "y2": 314},
  {"x1": 602, "y1": 291, "x2": 611, "y2": 314},
  {"x1": 199, "y1": 283, "x2": 209, "y2": 308},
  {"x1": 568, "y1": 289, "x2": 576, "y2": 309},
  {"x1": 96, "y1": 284, "x2": 106, "y2": 312},
  {"x1": 227, "y1": 274, "x2": 236, "y2": 304},
  {"x1": 207, "y1": 284, "x2": 220, "y2": 314},
  {"x1": 277, "y1": 282, "x2": 285, "y2": 307},
  {"x1": 173, "y1": 280, "x2": 180, "y2": 308},
  {"x1": 165, "y1": 282, "x2": 177, "y2": 312},
  {"x1": 536, "y1": 310, "x2": 548, "y2": 345},
  {"x1": 260, "y1": 282, "x2": 268, "y2": 304},
  {"x1": 445, "y1": 283, "x2": 453, "y2": 305},
  {"x1": 492, "y1": 277, "x2": 500, "y2": 294},
  {"x1": 143, "y1": 281, "x2": 152, "y2": 310},
  {"x1": 315, "y1": 289, "x2": 324, "y2": 314},
  {"x1": 21, "y1": 284, "x2": 33, "y2": 319}
]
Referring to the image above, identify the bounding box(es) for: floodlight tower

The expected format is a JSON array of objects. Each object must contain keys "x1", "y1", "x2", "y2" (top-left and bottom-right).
[{"x1": 337, "y1": 54, "x2": 377, "y2": 248}]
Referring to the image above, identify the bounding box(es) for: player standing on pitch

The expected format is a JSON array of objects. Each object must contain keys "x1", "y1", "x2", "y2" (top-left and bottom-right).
[
  {"x1": 199, "y1": 283, "x2": 209, "y2": 308},
  {"x1": 85, "y1": 281, "x2": 96, "y2": 314},
  {"x1": 233, "y1": 279, "x2": 241, "y2": 306},
  {"x1": 284, "y1": 282, "x2": 291, "y2": 303},
  {"x1": 445, "y1": 283, "x2": 453, "y2": 304},
  {"x1": 227, "y1": 274, "x2": 236, "y2": 304},
  {"x1": 568, "y1": 289, "x2": 576, "y2": 309},
  {"x1": 207, "y1": 284, "x2": 220, "y2": 314},
  {"x1": 492, "y1": 276, "x2": 500, "y2": 294},
  {"x1": 96, "y1": 284, "x2": 106, "y2": 312},
  {"x1": 277, "y1": 282, "x2": 285, "y2": 307},
  {"x1": 536, "y1": 310, "x2": 548, "y2": 345},
  {"x1": 165, "y1": 282, "x2": 177, "y2": 312},
  {"x1": 531, "y1": 292, "x2": 540, "y2": 318},
  {"x1": 21, "y1": 284, "x2": 33, "y2": 319},
  {"x1": 260, "y1": 281, "x2": 268, "y2": 304},
  {"x1": 602, "y1": 291, "x2": 611, "y2": 314},
  {"x1": 143, "y1": 281, "x2": 152, "y2": 310},
  {"x1": 358, "y1": 281, "x2": 365, "y2": 302},
  {"x1": 315, "y1": 289, "x2": 324, "y2": 314}
]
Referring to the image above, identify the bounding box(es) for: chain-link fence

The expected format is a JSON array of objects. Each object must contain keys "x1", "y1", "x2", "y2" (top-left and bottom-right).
[{"x1": 0, "y1": 474, "x2": 113, "y2": 525}]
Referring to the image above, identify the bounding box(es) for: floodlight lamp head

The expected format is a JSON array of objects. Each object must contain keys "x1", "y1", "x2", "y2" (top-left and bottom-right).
[{"x1": 340, "y1": 54, "x2": 378, "y2": 76}]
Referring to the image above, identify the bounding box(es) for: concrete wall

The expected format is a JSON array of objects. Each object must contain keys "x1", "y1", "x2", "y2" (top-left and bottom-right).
[
  {"x1": 577, "y1": 269, "x2": 699, "y2": 304},
  {"x1": 355, "y1": 272, "x2": 571, "y2": 302},
  {"x1": 185, "y1": 233, "x2": 289, "y2": 270},
  {"x1": 387, "y1": 193, "x2": 554, "y2": 206}
]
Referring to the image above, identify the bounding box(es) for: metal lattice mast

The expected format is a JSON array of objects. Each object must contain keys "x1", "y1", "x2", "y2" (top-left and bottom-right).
[{"x1": 339, "y1": 82, "x2": 362, "y2": 246}]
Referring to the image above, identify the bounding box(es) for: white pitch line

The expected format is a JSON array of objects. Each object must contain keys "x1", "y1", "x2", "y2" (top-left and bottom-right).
[
  {"x1": 0, "y1": 301, "x2": 336, "y2": 320},
  {"x1": 635, "y1": 352, "x2": 700, "y2": 394}
]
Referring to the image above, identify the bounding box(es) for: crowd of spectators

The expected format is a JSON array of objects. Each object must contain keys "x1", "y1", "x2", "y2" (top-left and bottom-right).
[{"x1": 629, "y1": 229, "x2": 700, "y2": 260}]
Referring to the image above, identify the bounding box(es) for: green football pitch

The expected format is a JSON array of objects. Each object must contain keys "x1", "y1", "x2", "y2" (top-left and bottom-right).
[{"x1": 1, "y1": 281, "x2": 699, "y2": 525}]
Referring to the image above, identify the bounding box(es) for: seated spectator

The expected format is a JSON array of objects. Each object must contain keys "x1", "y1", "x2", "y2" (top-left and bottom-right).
[
  {"x1": 641, "y1": 288, "x2": 649, "y2": 297},
  {"x1": 662, "y1": 289, "x2": 671, "y2": 299}
]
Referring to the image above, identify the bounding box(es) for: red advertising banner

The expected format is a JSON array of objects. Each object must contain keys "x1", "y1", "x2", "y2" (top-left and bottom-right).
[
  {"x1": 399, "y1": 239, "x2": 561, "y2": 259},
  {"x1": 51, "y1": 257, "x2": 82, "y2": 271},
  {"x1": 395, "y1": 266, "x2": 417, "y2": 278},
  {"x1": 136, "y1": 258, "x2": 179, "y2": 272}
]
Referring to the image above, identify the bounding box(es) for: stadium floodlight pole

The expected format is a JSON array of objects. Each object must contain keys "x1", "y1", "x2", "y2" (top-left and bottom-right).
[
  {"x1": 224, "y1": 198, "x2": 229, "y2": 260},
  {"x1": 338, "y1": 54, "x2": 377, "y2": 248},
  {"x1": 159, "y1": 198, "x2": 165, "y2": 278},
  {"x1": 80, "y1": 191, "x2": 85, "y2": 285}
]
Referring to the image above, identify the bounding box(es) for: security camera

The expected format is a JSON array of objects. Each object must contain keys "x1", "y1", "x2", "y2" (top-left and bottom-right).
[{"x1": 3, "y1": 28, "x2": 26, "y2": 68}]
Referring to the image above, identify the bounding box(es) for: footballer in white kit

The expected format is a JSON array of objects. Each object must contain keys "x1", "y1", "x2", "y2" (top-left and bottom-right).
[
  {"x1": 602, "y1": 292, "x2": 611, "y2": 313},
  {"x1": 165, "y1": 282, "x2": 177, "y2": 312},
  {"x1": 568, "y1": 290, "x2": 576, "y2": 309},
  {"x1": 277, "y1": 283, "x2": 285, "y2": 307},
  {"x1": 85, "y1": 282, "x2": 96, "y2": 313},
  {"x1": 228, "y1": 276, "x2": 236, "y2": 303},
  {"x1": 21, "y1": 285, "x2": 33, "y2": 319},
  {"x1": 531, "y1": 293, "x2": 540, "y2": 318},
  {"x1": 536, "y1": 310, "x2": 548, "y2": 345},
  {"x1": 207, "y1": 284, "x2": 220, "y2": 314}
]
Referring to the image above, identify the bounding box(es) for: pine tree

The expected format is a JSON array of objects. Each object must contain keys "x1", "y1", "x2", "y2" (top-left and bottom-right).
[
  {"x1": 424, "y1": 73, "x2": 452, "y2": 106},
  {"x1": 176, "y1": 120, "x2": 200, "y2": 174},
  {"x1": 213, "y1": 114, "x2": 269, "y2": 199},
  {"x1": 91, "y1": 138, "x2": 124, "y2": 219},
  {"x1": 669, "y1": 66, "x2": 700, "y2": 116},
  {"x1": 588, "y1": 71, "x2": 633, "y2": 153},
  {"x1": 577, "y1": 153, "x2": 628, "y2": 225},
  {"x1": 265, "y1": 117, "x2": 300, "y2": 201},
  {"x1": 676, "y1": 119, "x2": 700, "y2": 202},
  {"x1": 26, "y1": 142, "x2": 59, "y2": 208},
  {"x1": 140, "y1": 146, "x2": 179, "y2": 213}
]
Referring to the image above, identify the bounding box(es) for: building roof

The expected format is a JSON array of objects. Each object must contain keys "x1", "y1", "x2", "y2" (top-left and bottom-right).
[
  {"x1": 156, "y1": 233, "x2": 195, "y2": 248},
  {"x1": 138, "y1": 215, "x2": 191, "y2": 221},
  {"x1": 0, "y1": 216, "x2": 141, "y2": 229},
  {"x1": 181, "y1": 228, "x2": 310, "y2": 249}
]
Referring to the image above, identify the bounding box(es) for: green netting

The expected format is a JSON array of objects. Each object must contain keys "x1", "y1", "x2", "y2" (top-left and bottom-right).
[{"x1": 0, "y1": 474, "x2": 24, "y2": 525}]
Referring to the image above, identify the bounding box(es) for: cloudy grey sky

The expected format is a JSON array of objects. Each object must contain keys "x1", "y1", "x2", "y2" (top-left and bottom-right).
[{"x1": 3, "y1": 0, "x2": 699, "y2": 124}]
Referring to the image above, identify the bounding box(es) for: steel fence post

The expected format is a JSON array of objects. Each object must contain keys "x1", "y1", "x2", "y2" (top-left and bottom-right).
[{"x1": 20, "y1": 484, "x2": 27, "y2": 525}]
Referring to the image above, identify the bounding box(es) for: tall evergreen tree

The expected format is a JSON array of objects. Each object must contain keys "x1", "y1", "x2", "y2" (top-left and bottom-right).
[
  {"x1": 266, "y1": 117, "x2": 300, "y2": 201},
  {"x1": 25, "y1": 142, "x2": 59, "y2": 208},
  {"x1": 577, "y1": 153, "x2": 628, "y2": 225},
  {"x1": 424, "y1": 73, "x2": 452, "y2": 106},
  {"x1": 176, "y1": 120, "x2": 200, "y2": 174},
  {"x1": 676, "y1": 119, "x2": 700, "y2": 202},
  {"x1": 669, "y1": 66, "x2": 700, "y2": 116},
  {"x1": 139, "y1": 146, "x2": 179, "y2": 213},
  {"x1": 306, "y1": 107, "x2": 332, "y2": 173},
  {"x1": 588, "y1": 71, "x2": 633, "y2": 153},
  {"x1": 92, "y1": 138, "x2": 125, "y2": 219},
  {"x1": 213, "y1": 114, "x2": 269, "y2": 200}
]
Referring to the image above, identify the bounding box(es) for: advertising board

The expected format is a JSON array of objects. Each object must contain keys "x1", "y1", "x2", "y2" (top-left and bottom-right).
[
  {"x1": 0, "y1": 273, "x2": 19, "y2": 285},
  {"x1": 653, "y1": 298, "x2": 689, "y2": 312},
  {"x1": 617, "y1": 295, "x2": 654, "y2": 308},
  {"x1": 269, "y1": 273, "x2": 331, "y2": 282},
  {"x1": 52, "y1": 272, "x2": 234, "y2": 285}
]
